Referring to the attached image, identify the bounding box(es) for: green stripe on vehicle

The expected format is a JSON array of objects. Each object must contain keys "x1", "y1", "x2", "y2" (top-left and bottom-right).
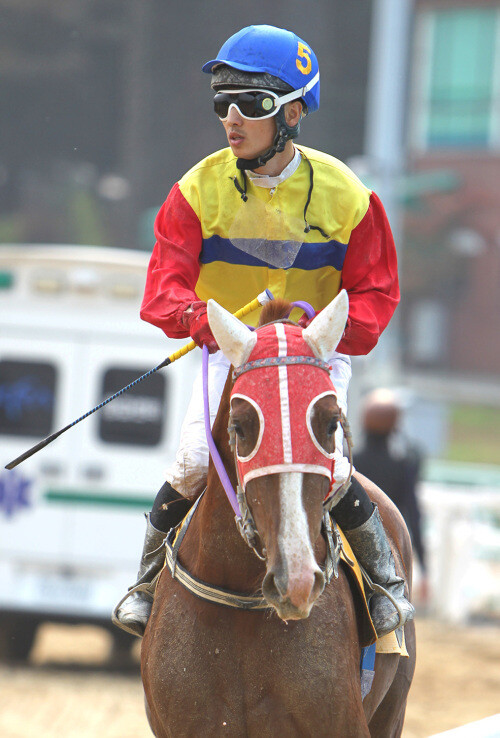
[
  {"x1": 44, "y1": 489, "x2": 153, "y2": 508},
  {"x1": 0, "y1": 271, "x2": 14, "y2": 289}
]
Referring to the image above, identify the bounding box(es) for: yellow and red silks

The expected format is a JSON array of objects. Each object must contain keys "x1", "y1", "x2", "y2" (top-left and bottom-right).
[{"x1": 140, "y1": 145, "x2": 399, "y2": 357}]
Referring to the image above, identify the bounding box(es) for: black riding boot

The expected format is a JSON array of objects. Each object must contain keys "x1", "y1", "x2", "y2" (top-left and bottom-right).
[
  {"x1": 113, "y1": 482, "x2": 193, "y2": 637},
  {"x1": 332, "y1": 477, "x2": 414, "y2": 638}
]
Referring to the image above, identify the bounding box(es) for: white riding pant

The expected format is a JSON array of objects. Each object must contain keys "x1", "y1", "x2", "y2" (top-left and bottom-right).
[{"x1": 165, "y1": 350, "x2": 353, "y2": 501}]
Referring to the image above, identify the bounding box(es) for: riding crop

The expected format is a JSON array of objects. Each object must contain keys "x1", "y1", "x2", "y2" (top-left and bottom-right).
[{"x1": 5, "y1": 290, "x2": 273, "y2": 470}]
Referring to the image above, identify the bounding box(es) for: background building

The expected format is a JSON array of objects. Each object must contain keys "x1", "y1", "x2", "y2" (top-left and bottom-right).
[
  {"x1": 405, "y1": 0, "x2": 500, "y2": 378},
  {"x1": 0, "y1": 1, "x2": 371, "y2": 249}
]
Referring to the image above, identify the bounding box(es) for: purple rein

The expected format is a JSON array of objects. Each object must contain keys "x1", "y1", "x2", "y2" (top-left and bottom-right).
[
  {"x1": 202, "y1": 344, "x2": 241, "y2": 516},
  {"x1": 202, "y1": 299, "x2": 316, "y2": 518}
]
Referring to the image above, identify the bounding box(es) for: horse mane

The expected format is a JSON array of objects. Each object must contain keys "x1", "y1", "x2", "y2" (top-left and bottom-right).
[{"x1": 258, "y1": 299, "x2": 292, "y2": 327}]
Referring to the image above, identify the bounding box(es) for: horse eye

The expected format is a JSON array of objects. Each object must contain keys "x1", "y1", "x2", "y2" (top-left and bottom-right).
[
  {"x1": 233, "y1": 421, "x2": 245, "y2": 440},
  {"x1": 327, "y1": 418, "x2": 338, "y2": 437}
]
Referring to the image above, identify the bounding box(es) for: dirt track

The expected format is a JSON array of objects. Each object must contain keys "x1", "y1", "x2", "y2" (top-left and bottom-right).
[{"x1": 0, "y1": 617, "x2": 499, "y2": 737}]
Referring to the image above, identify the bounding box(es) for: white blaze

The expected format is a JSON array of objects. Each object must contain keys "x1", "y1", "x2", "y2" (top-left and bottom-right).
[
  {"x1": 278, "y1": 472, "x2": 318, "y2": 579},
  {"x1": 274, "y1": 323, "x2": 292, "y2": 464}
]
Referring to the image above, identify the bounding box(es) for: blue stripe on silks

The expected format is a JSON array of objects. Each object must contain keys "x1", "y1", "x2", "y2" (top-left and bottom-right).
[
  {"x1": 201, "y1": 235, "x2": 268, "y2": 268},
  {"x1": 200, "y1": 235, "x2": 348, "y2": 271},
  {"x1": 360, "y1": 643, "x2": 376, "y2": 700}
]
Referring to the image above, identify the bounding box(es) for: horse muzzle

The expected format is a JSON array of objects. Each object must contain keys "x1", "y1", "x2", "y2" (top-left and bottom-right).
[{"x1": 262, "y1": 563, "x2": 326, "y2": 620}]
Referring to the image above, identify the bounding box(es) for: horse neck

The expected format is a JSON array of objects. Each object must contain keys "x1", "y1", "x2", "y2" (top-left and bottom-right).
[{"x1": 180, "y1": 372, "x2": 265, "y2": 590}]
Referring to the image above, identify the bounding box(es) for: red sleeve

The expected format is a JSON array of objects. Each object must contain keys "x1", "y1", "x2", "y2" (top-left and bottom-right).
[
  {"x1": 336, "y1": 191, "x2": 400, "y2": 355},
  {"x1": 140, "y1": 183, "x2": 202, "y2": 338}
]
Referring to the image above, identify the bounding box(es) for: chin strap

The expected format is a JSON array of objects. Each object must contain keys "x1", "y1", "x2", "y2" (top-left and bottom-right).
[{"x1": 236, "y1": 144, "x2": 279, "y2": 172}]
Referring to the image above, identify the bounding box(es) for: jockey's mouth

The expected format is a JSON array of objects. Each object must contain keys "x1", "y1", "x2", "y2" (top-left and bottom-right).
[{"x1": 228, "y1": 131, "x2": 245, "y2": 145}]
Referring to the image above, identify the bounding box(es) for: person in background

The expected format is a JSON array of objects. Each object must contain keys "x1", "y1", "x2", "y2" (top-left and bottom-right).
[{"x1": 354, "y1": 388, "x2": 429, "y2": 603}]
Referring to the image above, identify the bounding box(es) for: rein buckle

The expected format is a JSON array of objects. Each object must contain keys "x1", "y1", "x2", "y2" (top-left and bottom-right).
[{"x1": 236, "y1": 485, "x2": 266, "y2": 561}]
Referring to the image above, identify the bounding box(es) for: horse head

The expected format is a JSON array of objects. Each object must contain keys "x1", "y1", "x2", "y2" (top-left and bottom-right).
[{"x1": 207, "y1": 292, "x2": 349, "y2": 621}]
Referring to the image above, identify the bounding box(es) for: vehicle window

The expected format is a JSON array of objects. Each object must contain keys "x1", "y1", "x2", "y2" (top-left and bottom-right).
[
  {"x1": 98, "y1": 367, "x2": 166, "y2": 446},
  {"x1": 0, "y1": 360, "x2": 57, "y2": 437}
]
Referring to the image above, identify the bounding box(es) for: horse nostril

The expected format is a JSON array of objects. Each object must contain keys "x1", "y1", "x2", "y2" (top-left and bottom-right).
[
  {"x1": 313, "y1": 569, "x2": 326, "y2": 599},
  {"x1": 262, "y1": 571, "x2": 286, "y2": 603}
]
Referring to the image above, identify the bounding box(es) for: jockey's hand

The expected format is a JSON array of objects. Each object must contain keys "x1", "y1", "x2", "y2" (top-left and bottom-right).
[{"x1": 182, "y1": 301, "x2": 219, "y2": 353}]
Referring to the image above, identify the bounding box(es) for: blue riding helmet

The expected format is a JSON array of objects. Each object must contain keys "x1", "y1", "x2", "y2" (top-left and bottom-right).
[{"x1": 202, "y1": 25, "x2": 320, "y2": 114}]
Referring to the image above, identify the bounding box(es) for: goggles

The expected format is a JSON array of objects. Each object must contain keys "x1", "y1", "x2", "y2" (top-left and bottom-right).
[
  {"x1": 214, "y1": 89, "x2": 284, "y2": 121},
  {"x1": 213, "y1": 73, "x2": 319, "y2": 121}
]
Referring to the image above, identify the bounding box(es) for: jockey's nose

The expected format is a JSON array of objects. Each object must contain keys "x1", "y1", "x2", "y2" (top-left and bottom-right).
[{"x1": 226, "y1": 105, "x2": 244, "y2": 125}]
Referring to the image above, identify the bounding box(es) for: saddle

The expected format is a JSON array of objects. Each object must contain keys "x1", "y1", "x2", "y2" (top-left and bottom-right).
[{"x1": 338, "y1": 529, "x2": 409, "y2": 657}]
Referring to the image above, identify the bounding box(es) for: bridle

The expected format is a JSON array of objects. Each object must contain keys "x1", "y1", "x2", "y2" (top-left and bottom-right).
[
  {"x1": 202, "y1": 332, "x2": 354, "y2": 566},
  {"x1": 154, "y1": 314, "x2": 358, "y2": 614}
]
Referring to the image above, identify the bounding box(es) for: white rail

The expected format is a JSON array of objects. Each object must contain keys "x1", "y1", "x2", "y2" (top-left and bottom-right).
[
  {"x1": 419, "y1": 483, "x2": 500, "y2": 623},
  {"x1": 429, "y1": 713, "x2": 500, "y2": 737}
]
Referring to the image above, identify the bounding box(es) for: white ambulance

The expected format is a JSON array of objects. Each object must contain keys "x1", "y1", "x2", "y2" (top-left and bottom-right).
[{"x1": 0, "y1": 244, "x2": 200, "y2": 659}]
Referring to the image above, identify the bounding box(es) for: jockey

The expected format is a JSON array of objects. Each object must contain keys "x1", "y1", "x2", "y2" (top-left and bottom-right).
[{"x1": 114, "y1": 25, "x2": 414, "y2": 639}]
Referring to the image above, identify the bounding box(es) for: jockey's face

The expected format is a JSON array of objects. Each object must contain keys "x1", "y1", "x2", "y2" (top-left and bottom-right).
[
  {"x1": 221, "y1": 105, "x2": 276, "y2": 163},
  {"x1": 220, "y1": 100, "x2": 302, "y2": 173}
]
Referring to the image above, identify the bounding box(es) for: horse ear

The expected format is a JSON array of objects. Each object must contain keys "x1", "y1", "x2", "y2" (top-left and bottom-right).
[
  {"x1": 302, "y1": 290, "x2": 349, "y2": 361},
  {"x1": 207, "y1": 299, "x2": 257, "y2": 367}
]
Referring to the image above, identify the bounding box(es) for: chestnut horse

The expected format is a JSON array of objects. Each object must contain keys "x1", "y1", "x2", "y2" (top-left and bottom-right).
[{"x1": 141, "y1": 295, "x2": 416, "y2": 737}]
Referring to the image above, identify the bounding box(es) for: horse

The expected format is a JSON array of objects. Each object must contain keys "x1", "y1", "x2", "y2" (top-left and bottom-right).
[{"x1": 141, "y1": 293, "x2": 416, "y2": 737}]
